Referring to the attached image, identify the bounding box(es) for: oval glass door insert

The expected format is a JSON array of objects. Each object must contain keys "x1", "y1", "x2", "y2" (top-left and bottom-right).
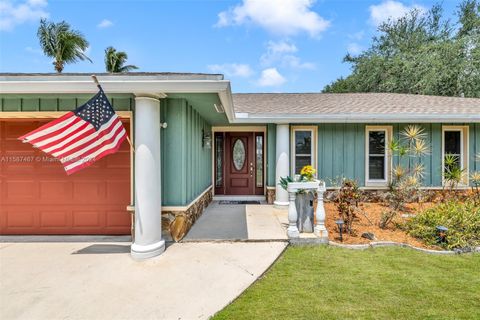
[{"x1": 233, "y1": 139, "x2": 246, "y2": 171}]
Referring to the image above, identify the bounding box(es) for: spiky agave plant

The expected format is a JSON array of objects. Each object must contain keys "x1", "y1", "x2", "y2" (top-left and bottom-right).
[
  {"x1": 400, "y1": 125, "x2": 428, "y2": 141},
  {"x1": 443, "y1": 154, "x2": 465, "y2": 191}
]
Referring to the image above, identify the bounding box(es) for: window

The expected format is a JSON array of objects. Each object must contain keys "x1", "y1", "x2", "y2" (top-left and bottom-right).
[
  {"x1": 255, "y1": 134, "x2": 263, "y2": 188},
  {"x1": 442, "y1": 126, "x2": 469, "y2": 186},
  {"x1": 366, "y1": 126, "x2": 392, "y2": 186},
  {"x1": 291, "y1": 126, "x2": 317, "y2": 175}
]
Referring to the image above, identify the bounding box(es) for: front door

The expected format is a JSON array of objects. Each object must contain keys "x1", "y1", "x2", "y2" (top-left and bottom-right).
[{"x1": 215, "y1": 132, "x2": 264, "y2": 195}]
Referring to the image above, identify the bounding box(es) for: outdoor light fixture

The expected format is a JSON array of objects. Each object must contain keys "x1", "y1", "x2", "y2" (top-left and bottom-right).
[
  {"x1": 335, "y1": 219, "x2": 344, "y2": 242},
  {"x1": 436, "y1": 225, "x2": 448, "y2": 243},
  {"x1": 202, "y1": 129, "x2": 212, "y2": 149}
]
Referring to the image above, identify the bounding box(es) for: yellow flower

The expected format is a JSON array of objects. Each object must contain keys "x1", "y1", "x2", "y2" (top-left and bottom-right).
[{"x1": 300, "y1": 165, "x2": 316, "y2": 181}]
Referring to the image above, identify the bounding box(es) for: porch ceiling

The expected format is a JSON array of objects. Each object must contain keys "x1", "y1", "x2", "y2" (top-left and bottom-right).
[{"x1": 167, "y1": 93, "x2": 230, "y2": 125}]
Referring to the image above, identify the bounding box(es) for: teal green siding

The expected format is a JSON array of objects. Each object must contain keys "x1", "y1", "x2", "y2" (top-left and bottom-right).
[
  {"x1": 0, "y1": 94, "x2": 134, "y2": 111},
  {"x1": 317, "y1": 124, "x2": 365, "y2": 186},
  {"x1": 161, "y1": 98, "x2": 212, "y2": 206},
  {"x1": 316, "y1": 123, "x2": 480, "y2": 187},
  {"x1": 267, "y1": 124, "x2": 276, "y2": 186}
]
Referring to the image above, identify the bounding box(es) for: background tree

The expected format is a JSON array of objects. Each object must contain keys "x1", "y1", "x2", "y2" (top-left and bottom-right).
[
  {"x1": 37, "y1": 19, "x2": 91, "y2": 73},
  {"x1": 104, "y1": 47, "x2": 138, "y2": 73},
  {"x1": 323, "y1": 1, "x2": 480, "y2": 98}
]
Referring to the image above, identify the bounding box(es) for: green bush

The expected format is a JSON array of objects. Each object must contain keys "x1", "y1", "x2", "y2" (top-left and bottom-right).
[{"x1": 404, "y1": 200, "x2": 480, "y2": 250}]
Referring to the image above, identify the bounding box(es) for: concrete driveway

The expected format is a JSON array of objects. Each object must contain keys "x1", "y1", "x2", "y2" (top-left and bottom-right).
[{"x1": 0, "y1": 240, "x2": 287, "y2": 320}]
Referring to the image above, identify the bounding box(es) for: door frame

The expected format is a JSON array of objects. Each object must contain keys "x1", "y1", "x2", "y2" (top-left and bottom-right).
[{"x1": 211, "y1": 126, "x2": 267, "y2": 196}]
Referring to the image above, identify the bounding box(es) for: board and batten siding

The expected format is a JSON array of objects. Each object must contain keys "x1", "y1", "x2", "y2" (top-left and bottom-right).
[
  {"x1": 315, "y1": 123, "x2": 480, "y2": 188},
  {"x1": 0, "y1": 94, "x2": 134, "y2": 111},
  {"x1": 161, "y1": 98, "x2": 212, "y2": 206}
]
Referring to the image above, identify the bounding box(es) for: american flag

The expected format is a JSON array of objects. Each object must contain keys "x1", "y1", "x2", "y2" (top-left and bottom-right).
[{"x1": 19, "y1": 88, "x2": 127, "y2": 175}]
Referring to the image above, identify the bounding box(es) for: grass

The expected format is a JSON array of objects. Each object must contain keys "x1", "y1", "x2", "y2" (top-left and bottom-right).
[{"x1": 213, "y1": 246, "x2": 480, "y2": 320}]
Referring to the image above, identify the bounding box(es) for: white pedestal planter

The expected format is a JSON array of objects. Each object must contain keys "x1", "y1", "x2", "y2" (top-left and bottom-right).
[{"x1": 286, "y1": 180, "x2": 328, "y2": 242}]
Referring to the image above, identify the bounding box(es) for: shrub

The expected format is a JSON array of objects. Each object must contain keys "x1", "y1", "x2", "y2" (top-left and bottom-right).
[
  {"x1": 404, "y1": 200, "x2": 480, "y2": 250},
  {"x1": 334, "y1": 179, "x2": 363, "y2": 235}
]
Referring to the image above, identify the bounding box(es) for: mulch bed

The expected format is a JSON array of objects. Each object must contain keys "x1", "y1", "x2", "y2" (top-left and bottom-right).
[{"x1": 323, "y1": 202, "x2": 439, "y2": 249}]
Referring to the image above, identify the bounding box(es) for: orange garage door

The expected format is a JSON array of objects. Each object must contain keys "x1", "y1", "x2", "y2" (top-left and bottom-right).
[{"x1": 0, "y1": 119, "x2": 132, "y2": 235}]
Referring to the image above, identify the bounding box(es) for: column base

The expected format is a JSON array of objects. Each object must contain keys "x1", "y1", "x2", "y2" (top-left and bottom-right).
[
  {"x1": 287, "y1": 226, "x2": 300, "y2": 238},
  {"x1": 314, "y1": 227, "x2": 329, "y2": 241},
  {"x1": 131, "y1": 240, "x2": 165, "y2": 260},
  {"x1": 273, "y1": 200, "x2": 289, "y2": 208}
]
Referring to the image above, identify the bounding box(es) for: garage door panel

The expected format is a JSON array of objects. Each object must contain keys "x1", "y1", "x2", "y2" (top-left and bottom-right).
[
  {"x1": 106, "y1": 180, "x2": 130, "y2": 201},
  {"x1": 4, "y1": 121, "x2": 35, "y2": 139},
  {"x1": 106, "y1": 210, "x2": 131, "y2": 227},
  {"x1": 6, "y1": 180, "x2": 37, "y2": 200},
  {"x1": 40, "y1": 210, "x2": 69, "y2": 228},
  {"x1": 4, "y1": 209, "x2": 35, "y2": 228},
  {"x1": 39, "y1": 181, "x2": 72, "y2": 200},
  {"x1": 72, "y1": 210, "x2": 103, "y2": 228},
  {"x1": 106, "y1": 150, "x2": 131, "y2": 168},
  {"x1": 1, "y1": 120, "x2": 131, "y2": 235},
  {"x1": 73, "y1": 181, "x2": 105, "y2": 201}
]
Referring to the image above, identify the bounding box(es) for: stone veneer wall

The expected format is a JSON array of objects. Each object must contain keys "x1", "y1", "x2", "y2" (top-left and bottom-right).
[
  {"x1": 266, "y1": 187, "x2": 276, "y2": 204},
  {"x1": 161, "y1": 187, "x2": 213, "y2": 242}
]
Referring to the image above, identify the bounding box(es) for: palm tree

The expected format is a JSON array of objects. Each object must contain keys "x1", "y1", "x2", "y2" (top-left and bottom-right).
[
  {"x1": 37, "y1": 19, "x2": 91, "y2": 73},
  {"x1": 104, "y1": 47, "x2": 138, "y2": 73}
]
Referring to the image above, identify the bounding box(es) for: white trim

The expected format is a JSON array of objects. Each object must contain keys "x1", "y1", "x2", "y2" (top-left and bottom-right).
[
  {"x1": 441, "y1": 126, "x2": 469, "y2": 186},
  {"x1": 229, "y1": 113, "x2": 480, "y2": 123},
  {"x1": 291, "y1": 126, "x2": 317, "y2": 176},
  {"x1": 365, "y1": 126, "x2": 392, "y2": 187}
]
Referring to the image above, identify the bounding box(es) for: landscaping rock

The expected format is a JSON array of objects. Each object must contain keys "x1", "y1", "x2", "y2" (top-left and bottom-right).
[{"x1": 361, "y1": 232, "x2": 376, "y2": 240}]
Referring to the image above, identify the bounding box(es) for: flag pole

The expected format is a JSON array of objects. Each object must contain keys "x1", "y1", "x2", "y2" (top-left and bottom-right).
[{"x1": 91, "y1": 74, "x2": 135, "y2": 153}]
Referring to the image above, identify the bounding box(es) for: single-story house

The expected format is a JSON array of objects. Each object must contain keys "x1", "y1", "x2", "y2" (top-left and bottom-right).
[{"x1": 1, "y1": 73, "x2": 479, "y2": 258}]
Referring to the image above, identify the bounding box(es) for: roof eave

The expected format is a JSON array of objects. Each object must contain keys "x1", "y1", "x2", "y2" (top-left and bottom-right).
[{"x1": 232, "y1": 113, "x2": 480, "y2": 123}]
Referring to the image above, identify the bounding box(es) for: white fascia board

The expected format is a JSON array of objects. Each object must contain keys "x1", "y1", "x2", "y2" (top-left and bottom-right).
[
  {"x1": 229, "y1": 113, "x2": 480, "y2": 123},
  {"x1": 217, "y1": 82, "x2": 235, "y2": 123},
  {"x1": 0, "y1": 79, "x2": 231, "y2": 94}
]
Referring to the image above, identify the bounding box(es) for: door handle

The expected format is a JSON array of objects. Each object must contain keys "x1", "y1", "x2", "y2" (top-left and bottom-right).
[{"x1": 249, "y1": 162, "x2": 254, "y2": 177}]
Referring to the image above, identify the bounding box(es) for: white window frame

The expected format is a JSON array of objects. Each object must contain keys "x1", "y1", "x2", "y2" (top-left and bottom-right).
[
  {"x1": 291, "y1": 126, "x2": 317, "y2": 176},
  {"x1": 442, "y1": 126, "x2": 469, "y2": 186},
  {"x1": 365, "y1": 126, "x2": 392, "y2": 187}
]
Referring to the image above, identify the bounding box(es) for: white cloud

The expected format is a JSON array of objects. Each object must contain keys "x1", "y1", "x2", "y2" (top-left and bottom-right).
[
  {"x1": 97, "y1": 19, "x2": 113, "y2": 28},
  {"x1": 0, "y1": 0, "x2": 49, "y2": 31},
  {"x1": 260, "y1": 40, "x2": 315, "y2": 70},
  {"x1": 208, "y1": 63, "x2": 254, "y2": 78},
  {"x1": 216, "y1": 0, "x2": 330, "y2": 37},
  {"x1": 25, "y1": 46, "x2": 42, "y2": 54},
  {"x1": 348, "y1": 30, "x2": 365, "y2": 41},
  {"x1": 347, "y1": 42, "x2": 363, "y2": 55},
  {"x1": 257, "y1": 68, "x2": 286, "y2": 87},
  {"x1": 369, "y1": 1, "x2": 425, "y2": 26}
]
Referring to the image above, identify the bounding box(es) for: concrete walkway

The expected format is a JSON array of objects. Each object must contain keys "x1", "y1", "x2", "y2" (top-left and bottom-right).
[
  {"x1": 0, "y1": 241, "x2": 287, "y2": 320},
  {"x1": 184, "y1": 202, "x2": 248, "y2": 240},
  {"x1": 184, "y1": 203, "x2": 288, "y2": 241}
]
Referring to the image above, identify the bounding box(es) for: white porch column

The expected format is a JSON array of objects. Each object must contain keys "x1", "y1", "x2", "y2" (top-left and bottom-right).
[
  {"x1": 131, "y1": 94, "x2": 165, "y2": 260},
  {"x1": 274, "y1": 124, "x2": 290, "y2": 207}
]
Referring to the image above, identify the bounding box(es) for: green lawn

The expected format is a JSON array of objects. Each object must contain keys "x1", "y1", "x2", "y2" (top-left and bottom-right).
[{"x1": 213, "y1": 246, "x2": 480, "y2": 320}]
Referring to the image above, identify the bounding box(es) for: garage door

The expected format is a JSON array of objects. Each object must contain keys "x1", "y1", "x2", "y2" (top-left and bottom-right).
[{"x1": 0, "y1": 119, "x2": 132, "y2": 235}]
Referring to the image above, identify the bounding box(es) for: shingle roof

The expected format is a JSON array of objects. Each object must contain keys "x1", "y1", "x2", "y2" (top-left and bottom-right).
[{"x1": 232, "y1": 93, "x2": 480, "y2": 116}]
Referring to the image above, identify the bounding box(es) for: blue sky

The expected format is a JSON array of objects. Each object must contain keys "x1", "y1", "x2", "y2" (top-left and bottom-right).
[{"x1": 0, "y1": 0, "x2": 460, "y2": 93}]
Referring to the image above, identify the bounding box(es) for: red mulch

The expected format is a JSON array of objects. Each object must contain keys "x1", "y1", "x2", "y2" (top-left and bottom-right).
[{"x1": 324, "y1": 202, "x2": 438, "y2": 249}]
